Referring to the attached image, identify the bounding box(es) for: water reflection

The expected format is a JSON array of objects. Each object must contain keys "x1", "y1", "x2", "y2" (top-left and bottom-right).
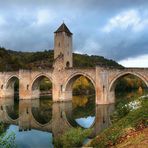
[
  {"x1": 0, "y1": 97, "x2": 114, "y2": 147},
  {"x1": 6, "y1": 125, "x2": 53, "y2": 148},
  {"x1": 31, "y1": 97, "x2": 52, "y2": 125},
  {"x1": 76, "y1": 116, "x2": 95, "y2": 128},
  {"x1": 71, "y1": 95, "x2": 95, "y2": 128}
]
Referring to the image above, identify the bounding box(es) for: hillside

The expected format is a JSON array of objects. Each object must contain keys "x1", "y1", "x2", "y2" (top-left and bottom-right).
[{"x1": 0, "y1": 47, "x2": 123, "y2": 71}]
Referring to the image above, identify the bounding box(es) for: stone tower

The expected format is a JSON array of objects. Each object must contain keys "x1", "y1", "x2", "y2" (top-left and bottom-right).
[{"x1": 54, "y1": 23, "x2": 73, "y2": 68}]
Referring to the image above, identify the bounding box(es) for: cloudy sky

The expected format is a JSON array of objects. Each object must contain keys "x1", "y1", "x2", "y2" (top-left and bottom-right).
[{"x1": 0, "y1": 0, "x2": 148, "y2": 67}]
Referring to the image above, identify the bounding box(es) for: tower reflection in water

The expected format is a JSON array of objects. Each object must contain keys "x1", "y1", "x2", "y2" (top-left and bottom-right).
[{"x1": 0, "y1": 96, "x2": 114, "y2": 147}]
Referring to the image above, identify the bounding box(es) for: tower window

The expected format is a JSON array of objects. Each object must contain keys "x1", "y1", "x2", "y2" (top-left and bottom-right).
[{"x1": 66, "y1": 61, "x2": 70, "y2": 68}]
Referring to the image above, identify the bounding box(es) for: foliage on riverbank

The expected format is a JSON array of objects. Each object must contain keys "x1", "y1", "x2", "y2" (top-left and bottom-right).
[
  {"x1": 115, "y1": 74, "x2": 146, "y2": 91},
  {"x1": 87, "y1": 98, "x2": 148, "y2": 147},
  {"x1": 54, "y1": 127, "x2": 92, "y2": 148},
  {"x1": 0, "y1": 47, "x2": 123, "y2": 71},
  {"x1": 0, "y1": 123, "x2": 16, "y2": 148},
  {"x1": 113, "y1": 90, "x2": 148, "y2": 122}
]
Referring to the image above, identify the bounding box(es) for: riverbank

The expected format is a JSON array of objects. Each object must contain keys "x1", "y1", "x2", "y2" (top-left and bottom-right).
[
  {"x1": 113, "y1": 127, "x2": 148, "y2": 148},
  {"x1": 86, "y1": 98, "x2": 148, "y2": 147}
]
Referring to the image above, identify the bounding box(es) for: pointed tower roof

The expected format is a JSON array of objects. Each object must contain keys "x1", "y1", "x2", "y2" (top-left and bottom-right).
[{"x1": 54, "y1": 23, "x2": 73, "y2": 35}]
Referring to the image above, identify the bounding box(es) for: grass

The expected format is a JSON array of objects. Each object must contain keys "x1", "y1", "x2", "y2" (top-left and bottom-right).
[{"x1": 86, "y1": 98, "x2": 148, "y2": 148}]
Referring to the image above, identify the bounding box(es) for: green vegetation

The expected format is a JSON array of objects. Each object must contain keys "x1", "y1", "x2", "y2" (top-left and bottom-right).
[
  {"x1": 73, "y1": 53, "x2": 123, "y2": 68},
  {"x1": 115, "y1": 75, "x2": 146, "y2": 92},
  {"x1": 54, "y1": 127, "x2": 92, "y2": 148},
  {"x1": 0, "y1": 47, "x2": 123, "y2": 71},
  {"x1": 87, "y1": 98, "x2": 148, "y2": 147},
  {"x1": 39, "y1": 77, "x2": 52, "y2": 91},
  {"x1": 0, "y1": 123, "x2": 16, "y2": 148},
  {"x1": 73, "y1": 76, "x2": 95, "y2": 95}
]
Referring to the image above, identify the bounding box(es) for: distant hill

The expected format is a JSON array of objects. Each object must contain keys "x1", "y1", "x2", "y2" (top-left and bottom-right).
[{"x1": 0, "y1": 47, "x2": 123, "y2": 71}]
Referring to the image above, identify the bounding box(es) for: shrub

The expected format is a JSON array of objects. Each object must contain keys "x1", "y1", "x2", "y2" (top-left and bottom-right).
[
  {"x1": 0, "y1": 123, "x2": 16, "y2": 148},
  {"x1": 54, "y1": 127, "x2": 92, "y2": 148},
  {"x1": 0, "y1": 132, "x2": 16, "y2": 148}
]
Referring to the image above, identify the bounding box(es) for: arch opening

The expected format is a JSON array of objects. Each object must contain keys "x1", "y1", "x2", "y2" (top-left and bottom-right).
[
  {"x1": 109, "y1": 73, "x2": 148, "y2": 104},
  {"x1": 31, "y1": 75, "x2": 52, "y2": 100},
  {"x1": 65, "y1": 74, "x2": 96, "y2": 128},
  {"x1": 31, "y1": 75, "x2": 53, "y2": 125},
  {"x1": 6, "y1": 76, "x2": 19, "y2": 100},
  {"x1": 5, "y1": 76, "x2": 19, "y2": 120}
]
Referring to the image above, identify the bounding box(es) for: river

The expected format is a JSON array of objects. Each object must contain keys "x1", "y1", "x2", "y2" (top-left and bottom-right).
[{"x1": 0, "y1": 90, "x2": 146, "y2": 148}]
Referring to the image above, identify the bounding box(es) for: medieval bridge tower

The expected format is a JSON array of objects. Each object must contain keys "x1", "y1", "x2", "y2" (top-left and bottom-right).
[
  {"x1": 53, "y1": 23, "x2": 73, "y2": 69},
  {"x1": 0, "y1": 23, "x2": 148, "y2": 104}
]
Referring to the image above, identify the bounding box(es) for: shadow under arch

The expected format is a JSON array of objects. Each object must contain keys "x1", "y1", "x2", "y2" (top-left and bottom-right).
[
  {"x1": 109, "y1": 72, "x2": 148, "y2": 103},
  {"x1": 5, "y1": 75, "x2": 19, "y2": 98},
  {"x1": 5, "y1": 75, "x2": 19, "y2": 88},
  {"x1": 31, "y1": 74, "x2": 53, "y2": 99}
]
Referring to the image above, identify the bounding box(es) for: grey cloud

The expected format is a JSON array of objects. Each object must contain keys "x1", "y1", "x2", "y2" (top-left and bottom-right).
[
  {"x1": 93, "y1": 30, "x2": 148, "y2": 60},
  {"x1": 1, "y1": 0, "x2": 148, "y2": 9},
  {"x1": 0, "y1": 0, "x2": 148, "y2": 61}
]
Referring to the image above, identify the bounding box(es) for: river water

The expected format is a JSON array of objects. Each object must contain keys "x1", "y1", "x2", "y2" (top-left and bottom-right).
[{"x1": 0, "y1": 91, "x2": 144, "y2": 148}]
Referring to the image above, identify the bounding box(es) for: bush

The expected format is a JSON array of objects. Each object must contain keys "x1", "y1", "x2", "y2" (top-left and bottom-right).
[
  {"x1": 54, "y1": 127, "x2": 92, "y2": 148},
  {"x1": 0, "y1": 132, "x2": 16, "y2": 148},
  {"x1": 0, "y1": 123, "x2": 16, "y2": 148}
]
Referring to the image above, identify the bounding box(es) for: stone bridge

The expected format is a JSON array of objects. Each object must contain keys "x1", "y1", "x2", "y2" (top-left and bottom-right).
[
  {"x1": 0, "y1": 23, "x2": 148, "y2": 104},
  {"x1": 0, "y1": 67, "x2": 148, "y2": 104}
]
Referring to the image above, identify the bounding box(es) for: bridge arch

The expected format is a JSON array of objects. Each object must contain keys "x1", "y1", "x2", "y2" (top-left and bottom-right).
[
  {"x1": 5, "y1": 75, "x2": 19, "y2": 89},
  {"x1": 63, "y1": 72, "x2": 96, "y2": 92},
  {"x1": 31, "y1": 73, "x2": 53, "y2": 90},
  {"x1": 109, "y1": 72, "x2": 148, "y2": 103},
  {"x1": 109, "y1": 72, "x2": 148, "y2": 91},
  {"x1": 5, "y1": 75, "x2": 19, "y2": 98},
  {"x1": 31, "y1": 73, "x2": 53, "y2": 99}
]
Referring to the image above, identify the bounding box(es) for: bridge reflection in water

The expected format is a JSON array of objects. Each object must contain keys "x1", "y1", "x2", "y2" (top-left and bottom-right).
[{"x1": 0, "y1": 97, "x2": 114, "y2": 147}]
